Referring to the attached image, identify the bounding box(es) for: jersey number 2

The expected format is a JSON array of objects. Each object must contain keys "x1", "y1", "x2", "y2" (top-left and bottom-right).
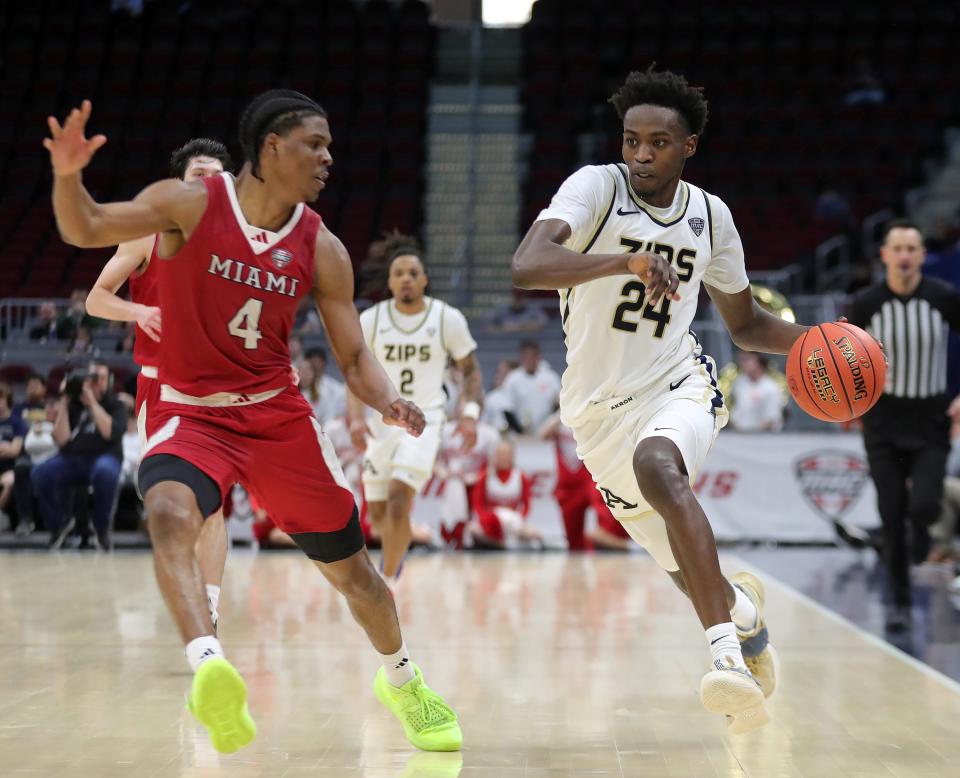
[
  {"x1": 399, "y1": 368, "x2": 414, "y2": 396},
  {"x1": 612, "y1": 281, "x2": 671, "y2": 338},
  {"x1": 228, "y1": 298, "x2": 264, "y2": 349}
]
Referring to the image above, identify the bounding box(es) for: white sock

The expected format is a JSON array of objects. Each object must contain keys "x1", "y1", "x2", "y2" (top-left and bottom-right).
[
  {"x1": 206, "y1": 584, "x2": 221, "y2": 626},
  {"x1": 185, "y1": 635, "x2": 224, "y2": 673},
  {"x1": 380, "y1": 641, "x2": 416, "y2": 687},
  {"x1": 729, "y1": 584, "x2": 758, "y2": 633},
  {"x1": 705, "y1": 622, "x2": 746, "y2": 671}
]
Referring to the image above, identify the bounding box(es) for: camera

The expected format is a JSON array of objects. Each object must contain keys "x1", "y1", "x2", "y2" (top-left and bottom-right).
[{"x1": 64, "y1": 369, "x2": 91, "y2": 401}]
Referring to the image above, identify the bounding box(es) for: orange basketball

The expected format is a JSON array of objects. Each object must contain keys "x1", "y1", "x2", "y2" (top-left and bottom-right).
[{"x1": 786, "y1": 322, "x2": 886, "y2": 423}]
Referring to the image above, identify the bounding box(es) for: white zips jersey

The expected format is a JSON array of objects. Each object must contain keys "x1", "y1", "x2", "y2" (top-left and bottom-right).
[
  {"x1": 359, "y1": 296, "x2": 477, "y2": 418},
  {"x1": 536, "y1": 163, "x2": 750, "y2": 428}
]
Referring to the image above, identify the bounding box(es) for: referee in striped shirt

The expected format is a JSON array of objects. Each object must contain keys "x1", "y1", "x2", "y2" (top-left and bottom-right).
[{"x1": 848, "y1": 219, "x2": 960, "y2": 631}]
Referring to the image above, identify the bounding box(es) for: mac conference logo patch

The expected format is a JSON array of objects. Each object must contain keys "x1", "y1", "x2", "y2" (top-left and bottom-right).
[
  {"x1": 688, "y1": 217, "x2": 705, "y2": 237},
  {"x1": 271, "y1": 248, "x2": 293, "y2": 269}
]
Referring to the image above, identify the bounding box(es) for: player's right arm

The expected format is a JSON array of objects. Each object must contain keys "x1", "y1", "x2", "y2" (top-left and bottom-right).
[
  {"x1": 44, "y1": 100, "x2": 202, "y2": 248},
  {"x1": 312, "y1": 228, "x2": 425, "y2": 438},
  {"x1": 512, "y1": 166, "x2": 679, "y2": 302},
  {"x1": 85, "y1": 236, "x2": 161, "y2": 341}
]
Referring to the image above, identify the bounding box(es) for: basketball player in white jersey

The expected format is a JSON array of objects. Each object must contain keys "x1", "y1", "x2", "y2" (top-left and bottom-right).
[
  {"x1": 513, "y1": 67, "x2": 812, "y2": 733},
  {"x1": 85, "y1": 139, "x2": 232, "y2": 627},
  {"x1": 348, "y1": 234, "x2": 482, "y2": 586}
]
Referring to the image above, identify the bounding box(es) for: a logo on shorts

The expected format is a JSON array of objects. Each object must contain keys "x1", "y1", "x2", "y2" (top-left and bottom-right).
[
  {"x1": 427, "y1": 327, "x2": 437, "y2": 337},
  {"x1": 794, "y1": 450, "x2": 868, "y2": 522},
  {"x1": 688, "y1": 217, "x2": 705, "y2": 237},
  {"x1": 599, "y1": 487, "x2": 638, "y2": 510},
  {"x1": 271, "y1": 248, "x2": 294, "y2": 268}
]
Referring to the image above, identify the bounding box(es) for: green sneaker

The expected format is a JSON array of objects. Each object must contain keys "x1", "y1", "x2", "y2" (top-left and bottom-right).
[
  {"x1": 373, "y1": 664, "x2": 462, "y2": 751},
  {"x1": 188, "y1": 658, "x2": 257, "y2": 753}
]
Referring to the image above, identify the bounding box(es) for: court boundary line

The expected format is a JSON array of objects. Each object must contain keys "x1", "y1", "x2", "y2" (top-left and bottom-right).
[{"x1": 730, "y1": 555, "x2": 960, "y2": 697}]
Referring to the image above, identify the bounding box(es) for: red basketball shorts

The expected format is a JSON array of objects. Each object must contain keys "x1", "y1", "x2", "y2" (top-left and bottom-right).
[{"x1": 142, "y1": 385, "x2": 356, "y2": 535}]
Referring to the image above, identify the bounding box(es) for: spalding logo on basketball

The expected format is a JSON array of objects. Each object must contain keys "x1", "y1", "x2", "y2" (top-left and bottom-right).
[{"x1": 786, "y1": 322, "x2": 886, "y2": 423}]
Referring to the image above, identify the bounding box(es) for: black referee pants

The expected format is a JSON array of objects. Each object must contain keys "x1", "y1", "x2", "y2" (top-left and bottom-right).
[{"x1": 862, "y1": 395, "x2": 951, "y2": 606}]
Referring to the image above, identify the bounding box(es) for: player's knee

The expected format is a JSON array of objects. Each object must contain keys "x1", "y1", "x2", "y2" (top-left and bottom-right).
[
  {"x1": 386, "y1": 482, "x2": 413, "y2": 516},
  {"x1": 145, "y1": 489, "x2": 199, "y2": 541},
  {"x1": 330, "y1": 557, "x2": 382, "y2": 601},
  {"x1": 633, "y1": 445, "x2": 687, "y2": 500}
]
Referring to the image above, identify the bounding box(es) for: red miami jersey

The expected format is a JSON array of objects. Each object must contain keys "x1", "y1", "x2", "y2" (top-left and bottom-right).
[
  {"x1": 155, "y1": 173, "x2": 321, "y2": 397},
  {"x1": 128, "y1": 236, "x2": 162, "y2": 368}
]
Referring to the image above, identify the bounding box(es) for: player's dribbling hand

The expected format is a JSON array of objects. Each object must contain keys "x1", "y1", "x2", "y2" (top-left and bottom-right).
[
  {"x1": 383, "y1": 398, "x2": 426, "y2": 438},
  {"x1": 42, "y1": 100, "x2": 107, "y2": 177},
  {"x1": 136, "y1": 305, "x2": 162, "y2": 342},
  {"x1": 627, "y1": 252, "x2": 680, "y2": 305}
]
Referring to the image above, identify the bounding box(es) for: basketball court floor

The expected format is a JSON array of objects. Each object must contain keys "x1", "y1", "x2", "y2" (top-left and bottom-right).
[{"x1": 2, "y1": 550, "x2": 960, "y2": 777}]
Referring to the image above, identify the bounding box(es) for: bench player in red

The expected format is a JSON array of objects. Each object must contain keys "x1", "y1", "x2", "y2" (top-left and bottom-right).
[
  {"x1": 86, "y1": 139, "x2": 233, "y2": 629},
  {"x1": 45, "y1": 92, "x2": 461, "y2": 754}
]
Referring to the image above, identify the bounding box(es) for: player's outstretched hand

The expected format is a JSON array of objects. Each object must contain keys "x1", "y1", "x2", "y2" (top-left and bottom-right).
[
  {"x1": 627, "y1": 252, "x2": 680, "y2": 305},
  {"x1": 136, "y1": 305, "x2": 162, "y2": 342},
  {"x1": 348, "y1": 418, "x2": 370, "y2": 453},
  {"x1": 382, "y1": 398, "x2": 426, "y2": 438},
  {"x1": 43, "y1": 100, "x2": 107, "y2": 177}
]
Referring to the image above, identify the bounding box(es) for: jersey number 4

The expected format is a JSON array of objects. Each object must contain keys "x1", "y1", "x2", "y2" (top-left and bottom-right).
[{"x1": 228, "y1": 298, "x2": 264, "y2": 349}]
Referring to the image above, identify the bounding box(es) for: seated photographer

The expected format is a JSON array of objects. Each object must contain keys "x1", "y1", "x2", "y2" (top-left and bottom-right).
[{"x1": 33, "y1": 361, "x2": 127, "y2": 550}]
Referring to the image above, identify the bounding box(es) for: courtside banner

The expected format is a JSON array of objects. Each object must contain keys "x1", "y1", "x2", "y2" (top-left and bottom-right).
[{"x1": 410, "y1": 432, "x2": 879, "y2": 546}]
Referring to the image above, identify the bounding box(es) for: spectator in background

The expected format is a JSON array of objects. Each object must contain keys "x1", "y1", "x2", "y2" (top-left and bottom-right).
[
  {"x1": 33, "y1": 360, "x2": 127, "y2": 551},
  {"x1": 29, "y1": 301, "x2": 71, "y2": 342},
  {"x1": 0, "y1": 383, "x2": 27, "y2": 529},
  {"x1": 487, "y1": 289, "x2": 548, "y2": 333},
  {"x1": 12, "y1": 373, "x2": 48, "y2": 427},
  {"x1": 539, "y1": 411, "x2": 631, "y2": 551},
  {"x1": 501, "y1": 341, "x2": 561, "y2": 433},
  {"x1": 729, "y1": 351, "x2": 784, "y2": 432},
  {"x1": 436, "y1": 417, "x2": 500, "y2": 547},
  {"x1": 930, "y1": 413, "x2": 960, "y2": 563},
  {"x1": 300, "y1": 347, "x2": 346, "y2": 425},
  {"x1": 67, "y1": 324, "x2": 99, "y2": 358},
  {"x1": 468, "y1": 438, "x2": 542, "y2": 549},
  {"x1": 482, "y1": 359, "x2": 518, "y2": 432},
  {"x1": 13, "y1": 396, "x2": 59, "y2": 536}
]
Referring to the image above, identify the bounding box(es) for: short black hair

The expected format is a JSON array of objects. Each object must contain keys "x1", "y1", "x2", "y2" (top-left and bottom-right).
[
  {"x1": 237, "y1": 89, "x2": 326, "y2": 179},
  {"x1": 882, "y1": 218, "x2": 923, "y2": 242},
  {"x1": 520, "y1": 340, "x2": 539, "y2": 352},
  {"x1": 169, "y1": 138, "x2": 232, "y2": 179},
  {"x1": 27, "y1": 372, "x2": 46, "y2": 385},
  {"x1": 609, "y1": 66, "x2": 709, "y2": 136},
  {"x1": 305, "y1": 347, "x2": 327, "y2": 362},
  {"x1": 381, "y1": 231, "x2": 424, "y2": 270}
]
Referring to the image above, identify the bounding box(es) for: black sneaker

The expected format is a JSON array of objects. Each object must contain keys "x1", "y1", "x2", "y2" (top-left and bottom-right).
[{"x1": 48, "y1": 517, "x2": 76, "y2": 551}]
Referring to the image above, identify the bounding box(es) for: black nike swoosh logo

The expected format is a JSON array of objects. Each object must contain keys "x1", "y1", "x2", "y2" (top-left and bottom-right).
[
  {"x1": 710, "y1": 636, "x2": 724, "y2": 645},
  {"x1": 653, "y1": 427, "x2": 678, "y2": 432},
  {"x1": 669, "y1": 375, "x2": 690, "y2": 391},
  {"x1": 616, "y1": 207, "x2": 644, "y2": 216}
]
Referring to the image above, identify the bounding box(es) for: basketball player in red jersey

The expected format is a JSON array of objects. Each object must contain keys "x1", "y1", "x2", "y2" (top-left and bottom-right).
[
  {"x1": 44, "y1": 92, "x2": 461, "y2": 754},
  {"x1": 86, "y1": 139, "x2": 233, "y2": 629}
]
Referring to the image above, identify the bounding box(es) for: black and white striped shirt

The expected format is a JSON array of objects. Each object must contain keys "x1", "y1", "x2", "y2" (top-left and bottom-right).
[{"x1": 848, "y1": 277, "x2": 960, "y2": 399}]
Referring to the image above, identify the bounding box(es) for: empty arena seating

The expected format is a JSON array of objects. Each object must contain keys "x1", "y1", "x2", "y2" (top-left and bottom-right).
[
  {"x1": 521, "y1": 1, "x2": 958, "y2": 271},
  {"x1": 0, "y1": 0, "x2": 433, "y2": 296}
]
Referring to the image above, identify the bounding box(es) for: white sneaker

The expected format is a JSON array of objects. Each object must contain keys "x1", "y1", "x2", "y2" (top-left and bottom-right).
[{"x1": 700, "y1": 660, "x2": 769, "y2": 735}]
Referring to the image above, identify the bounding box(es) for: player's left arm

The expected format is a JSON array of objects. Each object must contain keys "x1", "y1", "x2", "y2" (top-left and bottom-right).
[
  {"x1": 445, "y1": 305, "x2": 484, "y2": 449},
  {"x1": 312, "y1": 229, "x2": 424, "y2": 437},
  {"x1": 706, "y1": 285, "x2": 808, "y2": 354}
]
